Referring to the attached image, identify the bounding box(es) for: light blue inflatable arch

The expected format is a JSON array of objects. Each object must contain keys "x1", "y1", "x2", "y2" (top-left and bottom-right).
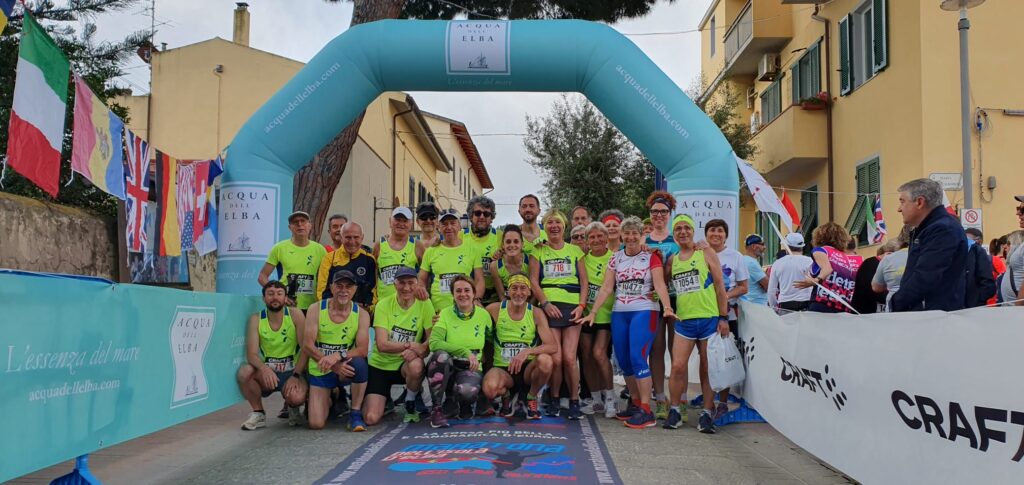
[{"x1": 217, "y1": 19, "x2": 738, "y2": 295}]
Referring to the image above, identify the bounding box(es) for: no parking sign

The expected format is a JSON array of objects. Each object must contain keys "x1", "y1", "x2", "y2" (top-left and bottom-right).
[{"x1": 960, "y1": 208, "x2": 982, "y2": 231}]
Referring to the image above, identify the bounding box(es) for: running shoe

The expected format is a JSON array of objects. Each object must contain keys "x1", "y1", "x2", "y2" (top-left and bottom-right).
[
  {"x1": 277, "y1": 403, "x2": 289, "y2": 419},
  {"x1": 545, "y1": 398, "x2": 561, "y2": 417},
  {"x1": 287, "y1": 406, "x2": 302, "y2": 427},
  {"x1": 383, "y1": 396, "x2": 396, "y2": 416},
  {"x1": 663, "y1": 408, "x2": 683, "y2": 429},
  {"x1": 414, "y1": 394, "x2": 429, "y2": 417},
  {"x1": 526, "y1": 399, "x2": 542, "y2": 420},
  {"x1": 604, "y1": 399, "x2": 618, "y2": 419},
  {"x1": 697, "y1": 409, "x2": 716, "y2": 434},
  {"x1": 625, "y1": 410, "x2": 657, "y2": 429},
  {"x1": 458, "y1": 402, "x2": 474, "y2": 420},
  {"x1": 241, "y1": 411, "x2": 266, "y2": 430},
  {"x1": 332, "y1": 392, "x2": 350, "y2": 418},
  {"x1": 615, "y1": 402, "x2": 639, "y2": 421},
  {"x1": 580, "y1": 399, "x2": 605, "y2": 415},
  {"x1": 681, "y1": 407, "x2": 689, "y2": 424},
  {"x1": 620, "y1": 388, "x2": 631, "y2": 400},
  {"x1": 655, "y1": 400, "x2": 669, "y2": 420},
  {"x1": 567, "y1": 400, "x2": 583, "y2": 420},
  {"x1": 348, "y1": 411, "x2": 367, "y2": 432},
  {"x1": 716, "y1": 402, "x2": 729, "y2": 419},
  {"x1": 560, "y1": 397, "x2": 570, "y2": 410},
  {"x1": 500, "y1": 396, "x2": 515, "y2": 417},
  {"x1": 478, "y1": 399, "x2": 498, "y2": 417},
  {"x1": 430, "y1": 407, "x2": 450, "y2": 428},
  {"x1": 403, "y1": 401, "x2": 420, "y2": 424},
  {"x1": 443, "y1": 397, "x2": 459, "y2": 418}
]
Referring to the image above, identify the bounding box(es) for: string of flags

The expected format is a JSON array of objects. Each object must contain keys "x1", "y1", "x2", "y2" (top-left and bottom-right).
[{"x1": 2, "y1": 11, "x2": 224, "y2": 258}]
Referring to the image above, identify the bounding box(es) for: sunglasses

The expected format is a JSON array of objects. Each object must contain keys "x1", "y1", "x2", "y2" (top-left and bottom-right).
[
  {"x1": 473, "y1": 210, "x2": 494, "y2": 218},
  {"x1": 418, "y1": 214, "x2": 437, "y2": 221},
  {"x1": 1017, "y1": 205, "x2": 1024, "y2": 215},
  {"x1": 571, "y1": 234, "x2": 585, "y2": 240},
  {"x1": 649, "y1": 209, "x2": 671, "y2": 216}
]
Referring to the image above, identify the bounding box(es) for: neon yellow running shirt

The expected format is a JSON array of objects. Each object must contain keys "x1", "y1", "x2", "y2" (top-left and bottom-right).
[
  {"x1": 672, "y1": 250, "x2": 719, "y2": 321},
  {"x1": 492, "y1": 301, "x2": 538, "y2": 368},
  {"x1": 308, "y1": 300, "x2": 360, "y2": 377},
  {"x1": 583, "y1": 251, "x2": 613, "y2": 324},
  {"x1": 421, "y1": 243, "x2": 482, "y2": 310},
  {"x1": 376, "y1": 236, "x2": 418, "y2": 301},
  {"x1": 258, "y1": 307, "x2": 299, "y2": 372},
  {"x1": 370, "y1": 295, "x2": 435, "y2": 371},
  {"x1": 535, "y1": 242, "x2": 584, "y2": 304}
]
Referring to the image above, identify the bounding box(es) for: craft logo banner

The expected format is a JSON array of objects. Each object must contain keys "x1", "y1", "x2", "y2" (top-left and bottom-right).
[
  {"x1": 315, "y1": 416, "x2": 621, "y2": 484},
  {"x1": 737, "y1": 302, "x2": 1024, "y2": 484},
  {"x1": 0, "y1": 272, "x2": 258, "y2": 482},
  {"x1": 218, "y1": 182, "x2": 279, "y2": 260},
  {"x1": 446, "y1": 20, "x2": 510, "y2": 75},
  {"x1": 673, "y1": 190, "x2": 739, "y2": 249},
  {"x1": 169, "y1": 306, "x2": 216, "y2": 408}
]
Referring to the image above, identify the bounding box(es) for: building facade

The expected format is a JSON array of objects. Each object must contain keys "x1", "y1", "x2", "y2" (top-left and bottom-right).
[
  {"x1": 116, "y1": 4, "x2": 491, "y2": 244},
  {"x1": 699, "y1": 0, "x2": 1023, "y2": 261}
]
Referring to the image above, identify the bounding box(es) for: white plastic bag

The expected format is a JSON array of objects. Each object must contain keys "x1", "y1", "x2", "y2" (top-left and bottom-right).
[{"x1": 707, "y1": 333, "x2": 745, "y2": 392}]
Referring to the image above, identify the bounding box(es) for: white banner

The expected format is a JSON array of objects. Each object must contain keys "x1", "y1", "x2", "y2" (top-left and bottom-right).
[
  {"x1": 672, "y1": 189, "x2": 739, "y2": 250},
  {"x1": 217, "y1": 182, "x2": 280, "y2": 260},
  {"x1": 737, "y1": 302, "x2": 1024, "y2": 484}
]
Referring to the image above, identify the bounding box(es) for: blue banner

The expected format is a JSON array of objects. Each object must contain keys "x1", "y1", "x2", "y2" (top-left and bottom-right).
[{"x1": 0, "y1": 272, "x2": 260, "y2": 482}]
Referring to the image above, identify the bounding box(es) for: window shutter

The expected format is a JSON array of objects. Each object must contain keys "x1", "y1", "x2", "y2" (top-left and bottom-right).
[
  {"x1": 845, "y1": 195, "x2": 869, "y2": 236},
  {"x1": 872, "y1": 0, "x2": 888, "y2": 73},
  {"x1": 868, "y1": 158, "x2": 881, "y2": 194},
  {"x1": 839, "y1": 15, "x2": 852, "y2": 95},
  {"x1": 809, "y1": 42, "x2": 821, "y2": 95},
  {"x1": 791, "y1": 62, "x2": 801, "y2": 105}
]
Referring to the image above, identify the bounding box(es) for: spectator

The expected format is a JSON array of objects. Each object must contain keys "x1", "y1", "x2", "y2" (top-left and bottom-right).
[
  {"x1": 999, "y1": 194, "x2": 1024, "y2": 305},
  {"x1": 890, "y1": 179, "x2": 967, "y2": 312},
  {"x1": 852, "y1": 244, "x2": 890, "y2": 314},
  {"x1": 741, "y1": 234, "x2": 769, "y2": 306},
  {"x1": 767, "y1": 233, "x2": 814, "y2": 312},
  {"x1": 872, "y1": 226, "x2": 911, "y2": 311},
  {"x1": 795, "y1": 222, "x2": 858, "y2": 313},
  {"x1": 963, "y1": 227, "x2": 996, "y2": 308},
  {"x1": 323, "y1": 214, "x2": 348, "y2": 252},
  {"x1": 988, "y1": 235, "x2": 1009, "y2": 306},
  {"x1": 571, "y1": 206, "x2": 592, "y2": 228}
]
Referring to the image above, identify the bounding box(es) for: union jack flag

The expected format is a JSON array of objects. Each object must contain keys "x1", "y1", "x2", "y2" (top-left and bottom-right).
[
  {"x1": 124, "y1": 130, "x2": 151, "y2": 253},
  {"x1": 866, "y1": 195, "x2": 888, "y2": 245}
]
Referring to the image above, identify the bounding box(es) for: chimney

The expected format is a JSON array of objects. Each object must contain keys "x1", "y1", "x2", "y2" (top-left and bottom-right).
[{"x1": 232, "y1": 2, "x2": 250, "y2": 46}]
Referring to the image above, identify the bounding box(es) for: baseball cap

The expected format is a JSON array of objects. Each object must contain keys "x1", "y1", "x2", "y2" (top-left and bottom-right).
[
  {"x1": 392, "y1": 206, "x2": 413, "y2": 219},
  {"x1": 288, "y1": 211, "x2": 310, "y2": 223},
  {"x1": 394, "y1": 267, "x2": 418, "y2": 280},
  {"x1": 745, "y1": 234, "x2": 764, "y2": 246},
  {"x1": 330, "y1": 270, "x2": 357, "y2": 285},
  {"x1": 1014, "y1": 195, "x2": 1024, "y2": 203},
  {"x1": 416, "y1": 201, "x2": 438, "y2": 218},
  {"x1": 784, "y1": 232, "x2": 806, "y2": 248},
  {"x1": 439, "y1": 208, "x2": 460, "y2": 222}
]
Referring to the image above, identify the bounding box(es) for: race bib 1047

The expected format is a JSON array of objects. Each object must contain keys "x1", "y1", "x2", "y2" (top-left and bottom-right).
[{"x1": 616, "y1": 278, "x2": 645, "y2": 297}]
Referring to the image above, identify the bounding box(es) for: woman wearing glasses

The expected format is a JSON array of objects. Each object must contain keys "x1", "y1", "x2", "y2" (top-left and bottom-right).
[{"x1": 643, "y1": 191, "x2": 679, "y2": 421}]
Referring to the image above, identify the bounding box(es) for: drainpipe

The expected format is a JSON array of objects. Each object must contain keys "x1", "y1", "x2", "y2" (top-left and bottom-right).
[
  {"x1": 391, "y1": 107, "x2": 414, "y2": 209},
  {"x1": 812, "y1": 5, "x2": 835, "y2": 222}
]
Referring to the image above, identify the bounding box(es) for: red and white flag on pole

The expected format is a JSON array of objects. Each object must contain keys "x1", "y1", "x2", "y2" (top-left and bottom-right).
[{"x1": 735, "y1": 155, "x2": 795, "y2": 232}]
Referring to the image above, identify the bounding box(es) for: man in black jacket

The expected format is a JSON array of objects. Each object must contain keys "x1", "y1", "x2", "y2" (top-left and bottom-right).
[
  {"x1": 890, "y1": 178, "x2": 968, "y2": 312},
  {"x1": 964, "y1": 227, "x2": 996, "y2": 307}
]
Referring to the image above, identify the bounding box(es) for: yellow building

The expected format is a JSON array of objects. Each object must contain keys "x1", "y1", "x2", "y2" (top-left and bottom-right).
[
  {"x1": 698, "y1": 0, "x2": 1024, "y2": 260},
  {"x1": 116, "y1": 4, "x2": 491, "y2": 243}
]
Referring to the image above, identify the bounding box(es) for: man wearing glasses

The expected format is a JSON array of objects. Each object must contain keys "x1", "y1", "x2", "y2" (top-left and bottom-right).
[
  {"x1": 464, "y1": 195, "x2": 503, "y2": 305},
  {"x1": 415, "y1": 201, "x2": 441, "y2": 260}
]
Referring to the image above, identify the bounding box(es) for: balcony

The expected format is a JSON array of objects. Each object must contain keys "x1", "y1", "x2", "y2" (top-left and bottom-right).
[
  {"x1": 750, "y1": 105, "x2": 826, "y2": 183},
  {"x1": 722, "y1": 0, "x2": 794, "y2": 77}
]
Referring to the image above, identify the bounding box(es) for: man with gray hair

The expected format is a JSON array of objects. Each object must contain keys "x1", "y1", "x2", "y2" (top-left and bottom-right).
[
  {"x1": 890, "y1": 178, "x2": 967, "y2": 312},
  {"x1": 464, "y1": 195, "x2": 502, "y2": 304}
]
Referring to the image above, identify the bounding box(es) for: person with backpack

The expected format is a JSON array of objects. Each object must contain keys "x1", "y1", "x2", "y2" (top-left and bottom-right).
[{"x1": 964, "y1": 228, "x2": 996, "y2": 308}]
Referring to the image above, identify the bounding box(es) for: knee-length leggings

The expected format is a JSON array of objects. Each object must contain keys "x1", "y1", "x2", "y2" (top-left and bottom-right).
[
  {"x1": 611, "y1": 310, "x2": 658, "y2": 380},
  {"x1": 426, "y1": 351, "x2": 482, "y2": 406}
]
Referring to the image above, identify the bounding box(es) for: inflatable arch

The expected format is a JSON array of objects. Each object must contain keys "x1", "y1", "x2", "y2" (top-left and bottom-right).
[{"x1": 217, "y1": 20, "x2": 739, "y2": 295}]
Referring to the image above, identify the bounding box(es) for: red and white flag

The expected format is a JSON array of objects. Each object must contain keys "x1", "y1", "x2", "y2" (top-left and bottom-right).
[{"x1": 735, "y1": 155, "x2": 795, "y2": 231}]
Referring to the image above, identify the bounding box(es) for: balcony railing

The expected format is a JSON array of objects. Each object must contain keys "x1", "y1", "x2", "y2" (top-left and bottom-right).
[{"x1": 723, "y1": 1, "x2": 753, "y2": 65}]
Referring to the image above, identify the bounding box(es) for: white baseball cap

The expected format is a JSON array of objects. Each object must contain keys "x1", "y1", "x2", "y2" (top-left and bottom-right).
[
  {"x1": 785, "y1": 232, "x2": 806, "y2": 248},
  {"x1": 392, "y1": 206, "x2": 413, "y2": 219}
]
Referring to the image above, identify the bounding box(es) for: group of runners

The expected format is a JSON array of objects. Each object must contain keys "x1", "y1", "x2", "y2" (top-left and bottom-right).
[{"x1": 239, "y1": 191, "x2": 743, "y2": 434}]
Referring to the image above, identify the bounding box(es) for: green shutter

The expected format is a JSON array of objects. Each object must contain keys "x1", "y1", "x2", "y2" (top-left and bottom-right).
[
  {"x1": 809, "y1": 42, "x2": 821, "y2": 96},
  {"x1": 791, "y1": 62, "x2": 801, "y2": 105},
  {"x1": 839, "y1": 15, "x2": 852, "y2": 95},
  {"x1": 872, "y1": 0, "x2": 888, "y2": 73},
  {"x1": 845, "y1": 195, "x2": 869, "y2": 236},
  {"x1": 868, "y1": 158, "x2": 881, "y2": 194},
  {"x1": 799, "y1": 188, "x2": 818, "y2": 235}
]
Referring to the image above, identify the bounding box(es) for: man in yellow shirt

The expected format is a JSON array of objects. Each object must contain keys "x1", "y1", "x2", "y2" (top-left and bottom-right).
[{"x1": 258, "y1": 211, "x2": 327, "y2": 312}]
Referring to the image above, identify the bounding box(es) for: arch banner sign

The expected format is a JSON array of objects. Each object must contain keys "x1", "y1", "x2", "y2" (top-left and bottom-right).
[{"x1": 216, "y1": 19, "x2": 740, "y2": 295}]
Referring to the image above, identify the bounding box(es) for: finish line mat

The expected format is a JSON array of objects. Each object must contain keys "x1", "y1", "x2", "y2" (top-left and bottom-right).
[{"x1": 314, "y1": 415, "x2": 623, "y2": 484}]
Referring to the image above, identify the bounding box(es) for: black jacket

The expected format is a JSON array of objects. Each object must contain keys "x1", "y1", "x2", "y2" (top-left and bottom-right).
[
  {"x1": 963, "y1": 243, "x2": 996, "y2": 308},
  {"x1": 890, "y1": 206, "x2": 968, "y2": 312}
]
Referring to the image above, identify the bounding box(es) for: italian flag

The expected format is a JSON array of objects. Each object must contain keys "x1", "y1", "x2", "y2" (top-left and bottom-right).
[{"x1": 5, "y1": 13, "x2": 69, "y2": 198}]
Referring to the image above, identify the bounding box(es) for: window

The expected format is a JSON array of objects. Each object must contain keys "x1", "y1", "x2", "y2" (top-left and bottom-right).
[
  {"x1": 760, "y1": 75, "x2": 784, "y2": 125},
  {"x1": 844, "y1": 158, "x2": 881, "y2": 245},
  {"x1": 800, "y1": 186, "x2": 820, "y2": 255},
  {"x1": 418, "y1": 183, "x2": 426, "y2": 205},
  {"x1": 458, "y1": 168, "x2": 463, "y2": 194},
  {"x1": 755, "y1": 212, "x2": 781, "y2": 265},
  {"x1": 710, "y1": 16, "x2": 716, "y2": 57},
  {"x1": 452, "y1": 159, "x2": 456, "y2": 183},
  {"x1": 839, "y1": 0, "x2": 888, "y2": 95},
  {"x1": 790, "y1": 42, "x2": 821, "y2": 104},
  {"x1": 408, "y1": 177, "x2": 415, "y2": 206}
]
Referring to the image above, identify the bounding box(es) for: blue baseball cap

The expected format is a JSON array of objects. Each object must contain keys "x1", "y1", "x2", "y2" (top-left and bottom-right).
[
  {"x1": 745, "y1": 234, "x2": 765, "y2": 246},
  {"x1": 394, "y1": 267, "x2": 418, "y2": 280}
]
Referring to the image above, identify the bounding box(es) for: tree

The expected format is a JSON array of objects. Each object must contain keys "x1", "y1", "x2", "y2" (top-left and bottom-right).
[
  {"x1": 0, "y1": 1, "x2": 148, "y2": 216},
  {"x1": 297, "y1": 0, "x2": 673, "y2": 238},
  {"x1": 687, "y1": 76, "x2": 758, "y2": 161},
  {"x1": 524, "y1": 95, "x2": 653, "y2": 218}
]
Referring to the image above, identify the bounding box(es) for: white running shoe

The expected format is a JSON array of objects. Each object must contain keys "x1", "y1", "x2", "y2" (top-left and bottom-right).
[
  {"x1": 604, "y1": 399, "x2": 618, "y2": 419},
  {"x1": 287, "y1": 406, "x2": 302, "y2": 427},
  {"x1": 241, "y1": 411, "x2": 266, "y2": 430},
  {"x1": 580, "y1": 400, "x2": 605, "y2": 415}
]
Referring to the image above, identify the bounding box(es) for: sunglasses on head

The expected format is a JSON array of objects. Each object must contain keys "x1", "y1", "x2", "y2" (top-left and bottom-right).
[{"x1": 473, "y1": 210, "x2": 494, "y2": 218}]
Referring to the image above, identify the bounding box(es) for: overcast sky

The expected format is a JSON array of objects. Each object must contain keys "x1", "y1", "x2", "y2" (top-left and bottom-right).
[{"x1": 94, "y1": 0, "x2": 712, "y2": 226}]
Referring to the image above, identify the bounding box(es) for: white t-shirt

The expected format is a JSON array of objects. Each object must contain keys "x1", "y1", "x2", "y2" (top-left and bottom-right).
[
  {"x1": 607, "y1": 250, "x2": 663, "y2": 312},
  {"x1": 767, "y1": 254, "x2": 814, "y2": 307},
  {"x1": 1001, "y1": 245, "x2": 1024, "y2": 303},
  {"x1": 716, "y1": 248, "x2": 749, "y2": 320}
]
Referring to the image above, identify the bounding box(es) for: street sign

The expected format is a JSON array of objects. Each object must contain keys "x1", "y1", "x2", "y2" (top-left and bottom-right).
[
  {"x1": 960, "y1": 208, "x2": 982, "y2": 231},
  {"x1": 929, "y1": 172, "x2": 963, "y2": 190}
]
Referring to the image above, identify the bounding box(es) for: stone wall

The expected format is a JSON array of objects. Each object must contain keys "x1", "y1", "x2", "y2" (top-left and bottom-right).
[{"x1": 0, "y1": 192, "x2": 217, "y2": 290}]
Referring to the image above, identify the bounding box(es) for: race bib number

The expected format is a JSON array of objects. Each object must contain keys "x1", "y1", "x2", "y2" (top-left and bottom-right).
[
  {"x1": 265, "y1": 356, "x2": 294, "y2": 373},
  {"x1": 439, "y1": 273, "x2": 460, "y2": 294},
  {"x1": 379, "y1": 265, "x2": 399, "y2": 285},
  {"x1": 481, "y1": 257, "x2": 493, "y2": 278},
  {"x1": 543, "y1": 258, "x2": 572, "y2": 278},
  {"x1": 292, "y1": 273, "x2": 315, "y2": 295},
  {"x1": 389, "y1": 327, "x2": 416, "y2": 344},
  {"x1": 316, "y1": 342, "x2": 347, "y2": 358},
  {"x1": 672, "y1": 270, "x2": 701, "y2": 294},
  {"x1": 616, "y1": 278, "x2": 645, "y2": 297},
  {"x1": 587, "y1": 283, "x2": 600, "y2": 304},
  {"x1": 500, "y1": 343, "x2": 528, "y2": 362}
]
